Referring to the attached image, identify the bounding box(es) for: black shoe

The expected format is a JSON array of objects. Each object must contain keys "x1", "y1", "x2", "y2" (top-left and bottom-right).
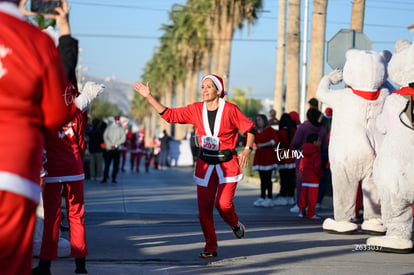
[
  {"x1": 32, "y1": 259, "x2": 51, "y2": 275},
  {"x1": 101, "y1": 179, "x2": 107, "y2": 183},
  {"x1": 75, "y1": 258, "x2": 88, "y2": 274},
  {"x1": 199, "y1": 250, "x2": 217, "y2": 258},
  {"x1": 232, "y1": 221, "x2": 246, "y2": 239},
  {"x1": 112, "y1": 179, "x2": 117, "y2": 184}
]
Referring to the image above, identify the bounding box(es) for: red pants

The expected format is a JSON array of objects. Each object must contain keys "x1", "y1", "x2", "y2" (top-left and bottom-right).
[
  {"x1": 41, "y1": 180, "x2": 88, "y2": 260},
  {"x1": 130, "y1": 152, "x2": 143, "y2": 172},
  {"x1": 0, "y1": 191, "x2": 37, "y2": 275},
  {"x1": 298, "y1": 184, "x2": 318, "y2": 218},
  {"x1": 197, "y1": 169, "x2": 238, "y2": 252}
]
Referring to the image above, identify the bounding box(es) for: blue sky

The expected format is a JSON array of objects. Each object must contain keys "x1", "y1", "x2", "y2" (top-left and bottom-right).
[{"x1": 68, "y1": 0, "x2": 414, "y2": 103}]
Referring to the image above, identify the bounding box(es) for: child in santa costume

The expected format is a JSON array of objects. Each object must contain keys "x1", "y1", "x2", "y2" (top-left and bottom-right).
[
  {"x1": 298, "y1": 133, "x2": 323, "y2": 219},
  {"x1": 134, "y1": 74, "x2": 255, "y2": 258}
]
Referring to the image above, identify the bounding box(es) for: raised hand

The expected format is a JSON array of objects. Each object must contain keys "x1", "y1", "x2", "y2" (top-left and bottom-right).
[{"x1": 134, "y1": 81, "x2": 151, "y2": 98}]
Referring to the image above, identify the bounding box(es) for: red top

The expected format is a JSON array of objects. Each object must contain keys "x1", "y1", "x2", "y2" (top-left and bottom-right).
[
  {"x1": 162, "y1": 98, "x2": 254, "y2": 186},
  {"x1": 299, "y1": 143, "x2": 323, "y2": 184},
  {"x1": 252, "y1": 127, "x2": 279, "y2": 171},
  {"x1": 277, "y1": 127, "x2": 297, "y2": 169}
]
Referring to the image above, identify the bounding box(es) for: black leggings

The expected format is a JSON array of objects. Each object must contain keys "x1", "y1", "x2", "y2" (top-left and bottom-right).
[
  {"x1": 279, "y1": 168, "x2": 296, "y2": 197},
  {"x1": 259, "y1": 170, "x2": 273, "y2": 199}
]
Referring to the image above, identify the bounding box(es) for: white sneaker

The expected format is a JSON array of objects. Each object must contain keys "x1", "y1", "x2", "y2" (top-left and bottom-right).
[
  {"x1": 290, "y1": 204, "x2": 300, "y2": 213},
  {"x1": 287, "y1": 197, "x2": 296, "y2": 205},
  {"x1": 253, "y1": 198, "x2": 265, "y2": 207},
  {"x1": 315, "y1": 203, "x2": 321, "y2": 210},
  {"x1": 273, "y1": 197, "x2": 288, "y2": 206},
  {"x1": 261, "y1": 198, "x2": 274, "y2": 208}
]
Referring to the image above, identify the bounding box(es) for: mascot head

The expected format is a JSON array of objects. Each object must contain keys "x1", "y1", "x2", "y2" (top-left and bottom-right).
[
  {"x1": 388, "y1": 39, "x2": 414, "y2": 88},
  {"x1": 343, "y1": 49, "x2": 388, "y2": 92}
]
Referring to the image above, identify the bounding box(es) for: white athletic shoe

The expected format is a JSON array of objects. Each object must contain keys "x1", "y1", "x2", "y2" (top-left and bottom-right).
[
  {"x1": 287, "y1": 197, "x2": 296, "y2": 205},
  {"x1": 253, "y1": 198, "x2": 265, "y2": 207},
  {"x1": 273, "y1": 197, "x2": 288, "y2": 206},
  {"x1": 261, "y1": 198, "x2": 274, "y2": 208},
  {"x1": 290, "y1": 204, "x2": 300, "y2": 213}
]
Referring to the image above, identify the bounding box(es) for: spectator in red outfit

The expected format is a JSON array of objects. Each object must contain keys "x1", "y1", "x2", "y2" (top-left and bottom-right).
[
  {"x1": 0, "y1": 1, "x2": 77, "y2": 274},
  {"x1": 274, "y1": 113, "x2": 297, "y2": 206},
  {"x1": 298, "y1": 133, "x2": 323, "y2": 219},
  {"x1": 26, "y1": 1, "x2": 105, "y2": 274},
  {"x1": 252, "y1": 114, "x2": 279, "y2": 208}
]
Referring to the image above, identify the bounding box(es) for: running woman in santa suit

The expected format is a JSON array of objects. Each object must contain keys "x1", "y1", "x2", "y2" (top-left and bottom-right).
[{"x1": 135, "y1": 74, "x2": 255, "y2": 258}]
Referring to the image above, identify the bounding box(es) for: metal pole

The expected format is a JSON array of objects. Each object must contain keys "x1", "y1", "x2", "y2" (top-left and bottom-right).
[{"x1": 300, "y1": 0, "x2": 310, "y2": 122}]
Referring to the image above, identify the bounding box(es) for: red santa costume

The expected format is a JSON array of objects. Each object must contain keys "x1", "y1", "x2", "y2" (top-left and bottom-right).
[
  {"x1": 298, "y1": 141, "x2": 323, "y2": 219},
  {"x1": 131, "y1": 130, "x2": 146, "y2": 172},
  {"x1": 275, "y1": 117, "x2": 297, "y2": 205},
  {"x1": 161, "y1": 84, "x2": 254, "y2": 254},
  {"x1": 39, "y1": 31, "x2": 104, "y2": 266},
  {"x1": 0, "y1": 4, "x2": 76, "y2": 274},
  {"x1": 252, "y1": 120, "x2": 279, "y2": 206}
]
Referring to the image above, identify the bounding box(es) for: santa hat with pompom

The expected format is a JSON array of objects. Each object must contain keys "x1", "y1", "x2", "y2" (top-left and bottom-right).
[{"x1": 202, "y1": 74, "x2": 227, "y2": 98}]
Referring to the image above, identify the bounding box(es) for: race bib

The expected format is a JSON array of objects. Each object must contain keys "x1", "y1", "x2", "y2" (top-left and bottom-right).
[{"x1": 201, "y1": 136, "x2": 220, "y2": 151}]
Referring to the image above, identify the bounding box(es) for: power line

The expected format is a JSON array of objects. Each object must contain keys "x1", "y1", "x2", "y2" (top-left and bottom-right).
[{"x1": 73, "y1": 33, "x2": 401, "y2": 46}]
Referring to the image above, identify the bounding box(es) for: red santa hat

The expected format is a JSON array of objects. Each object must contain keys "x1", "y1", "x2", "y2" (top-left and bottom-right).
[
  {"x1": 202, "y1": 74, "x2": 227, "y2": 98},
  {"x1": 324, "y1": 107, "x2": 333, "y2": 118}
]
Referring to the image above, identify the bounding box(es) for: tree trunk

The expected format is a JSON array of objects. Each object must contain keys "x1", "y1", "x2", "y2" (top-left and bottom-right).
[
  {"x1": 217, "y1": 0, "x2": 234, "y2": 81},
  {"x1": 273, "y1": 0, "x2": 287, "y2": 115},
  {"x1": 307, "y1": 0, "x2": 328, "y2": 101},
  {"x1": 351, "y1": 0, "x2": 365, "y2": 31},
  {"x1": 285, "y1": 0, "x2": 301, "y2": 112}
]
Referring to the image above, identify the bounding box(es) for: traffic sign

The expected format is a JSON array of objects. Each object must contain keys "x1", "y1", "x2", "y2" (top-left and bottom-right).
[{"x1": 327, "y1": 29, "x2": 373, "y2": 69}]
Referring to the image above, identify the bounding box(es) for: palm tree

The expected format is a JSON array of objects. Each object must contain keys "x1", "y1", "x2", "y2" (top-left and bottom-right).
[
  {"x1": 212, "y1": 0, "x2": 263, "y2": 82},
  {"x1": 307, "y1": 0, "x2": 328, "y2": 100},
  {"x1": 351, "y1": 0, "x2": 365, "y2": 31},
  {"x1": 273, "y1": 0, "x2": 287, "y2": 115},
  {"x1": 285, "y1": 0, "x2": 301, "y2": 112}
]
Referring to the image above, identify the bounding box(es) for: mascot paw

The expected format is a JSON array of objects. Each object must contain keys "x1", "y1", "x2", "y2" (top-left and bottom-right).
[
  {"x1": 367, "y1": 236, "x2": 413, "y2": 253},
  {"x1": 361, "y1": 218, "x2": 387, "y2": 235},
  {"x1": 322, "y1": 218, "x2": 358, "y2": 234}
]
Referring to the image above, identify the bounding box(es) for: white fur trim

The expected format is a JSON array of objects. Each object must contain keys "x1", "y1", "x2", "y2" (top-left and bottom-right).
[
  {"x1": 252, "y1": 164, "x2": 278, "y2": 171},
  {"x1": 202, "y1": 75, "x2": 223, "y2": 92},
  {"x1": 202, "y1": 98, "x2": 225, "y2": 137},
  {"x1": 44, "y1": 174, "x2": 85, "y2": 183},
  {"x1": 193, "y1": 164, "x2": 244, "y2": 186},
  {"x1": 0, "y1": 3, "x2": 25, "y2": 20},
  {"x1": 0, "y1": 171, "x2": 41, "y2": 203}
]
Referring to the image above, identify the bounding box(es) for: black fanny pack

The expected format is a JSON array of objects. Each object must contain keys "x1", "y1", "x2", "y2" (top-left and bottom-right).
[{"x1": 198, "y1": 148, "x2": 236, "y2": 164}]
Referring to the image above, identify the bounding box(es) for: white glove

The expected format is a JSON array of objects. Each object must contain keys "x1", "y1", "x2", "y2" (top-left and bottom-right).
[
  {"x1": 75, "y1": 81, "x2": 105, "y2": 112},
  {"x1": 327, "y1": 69, "x2": 343, "y2": 85}
]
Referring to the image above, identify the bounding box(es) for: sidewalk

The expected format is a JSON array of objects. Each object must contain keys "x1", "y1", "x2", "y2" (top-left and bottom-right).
[{"x1": 35, "y1": 166, "x2": 414, "y2": 275}]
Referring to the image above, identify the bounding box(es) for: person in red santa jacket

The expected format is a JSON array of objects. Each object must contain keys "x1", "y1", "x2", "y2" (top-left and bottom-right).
[
  {"x1": 134, "y1": 74, "x2": 255, "y2": 259},
  {"x1": 25, "y1": 1, "x2": 104, "y2": 274},
  {"x1": 0, "y1": 1, "x2": 78, "y2": 274},
  {"x1": 298, "y1": 133, "x2": 324, "y2": 219}
]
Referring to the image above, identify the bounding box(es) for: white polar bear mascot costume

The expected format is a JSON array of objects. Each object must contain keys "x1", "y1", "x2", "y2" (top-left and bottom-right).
[
  {"x1": 367, "y1": 39, "x2": 414, "y2": 253},
  {"x1": 316, "y1": 49, "x2": 389, "y2": 234}
]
